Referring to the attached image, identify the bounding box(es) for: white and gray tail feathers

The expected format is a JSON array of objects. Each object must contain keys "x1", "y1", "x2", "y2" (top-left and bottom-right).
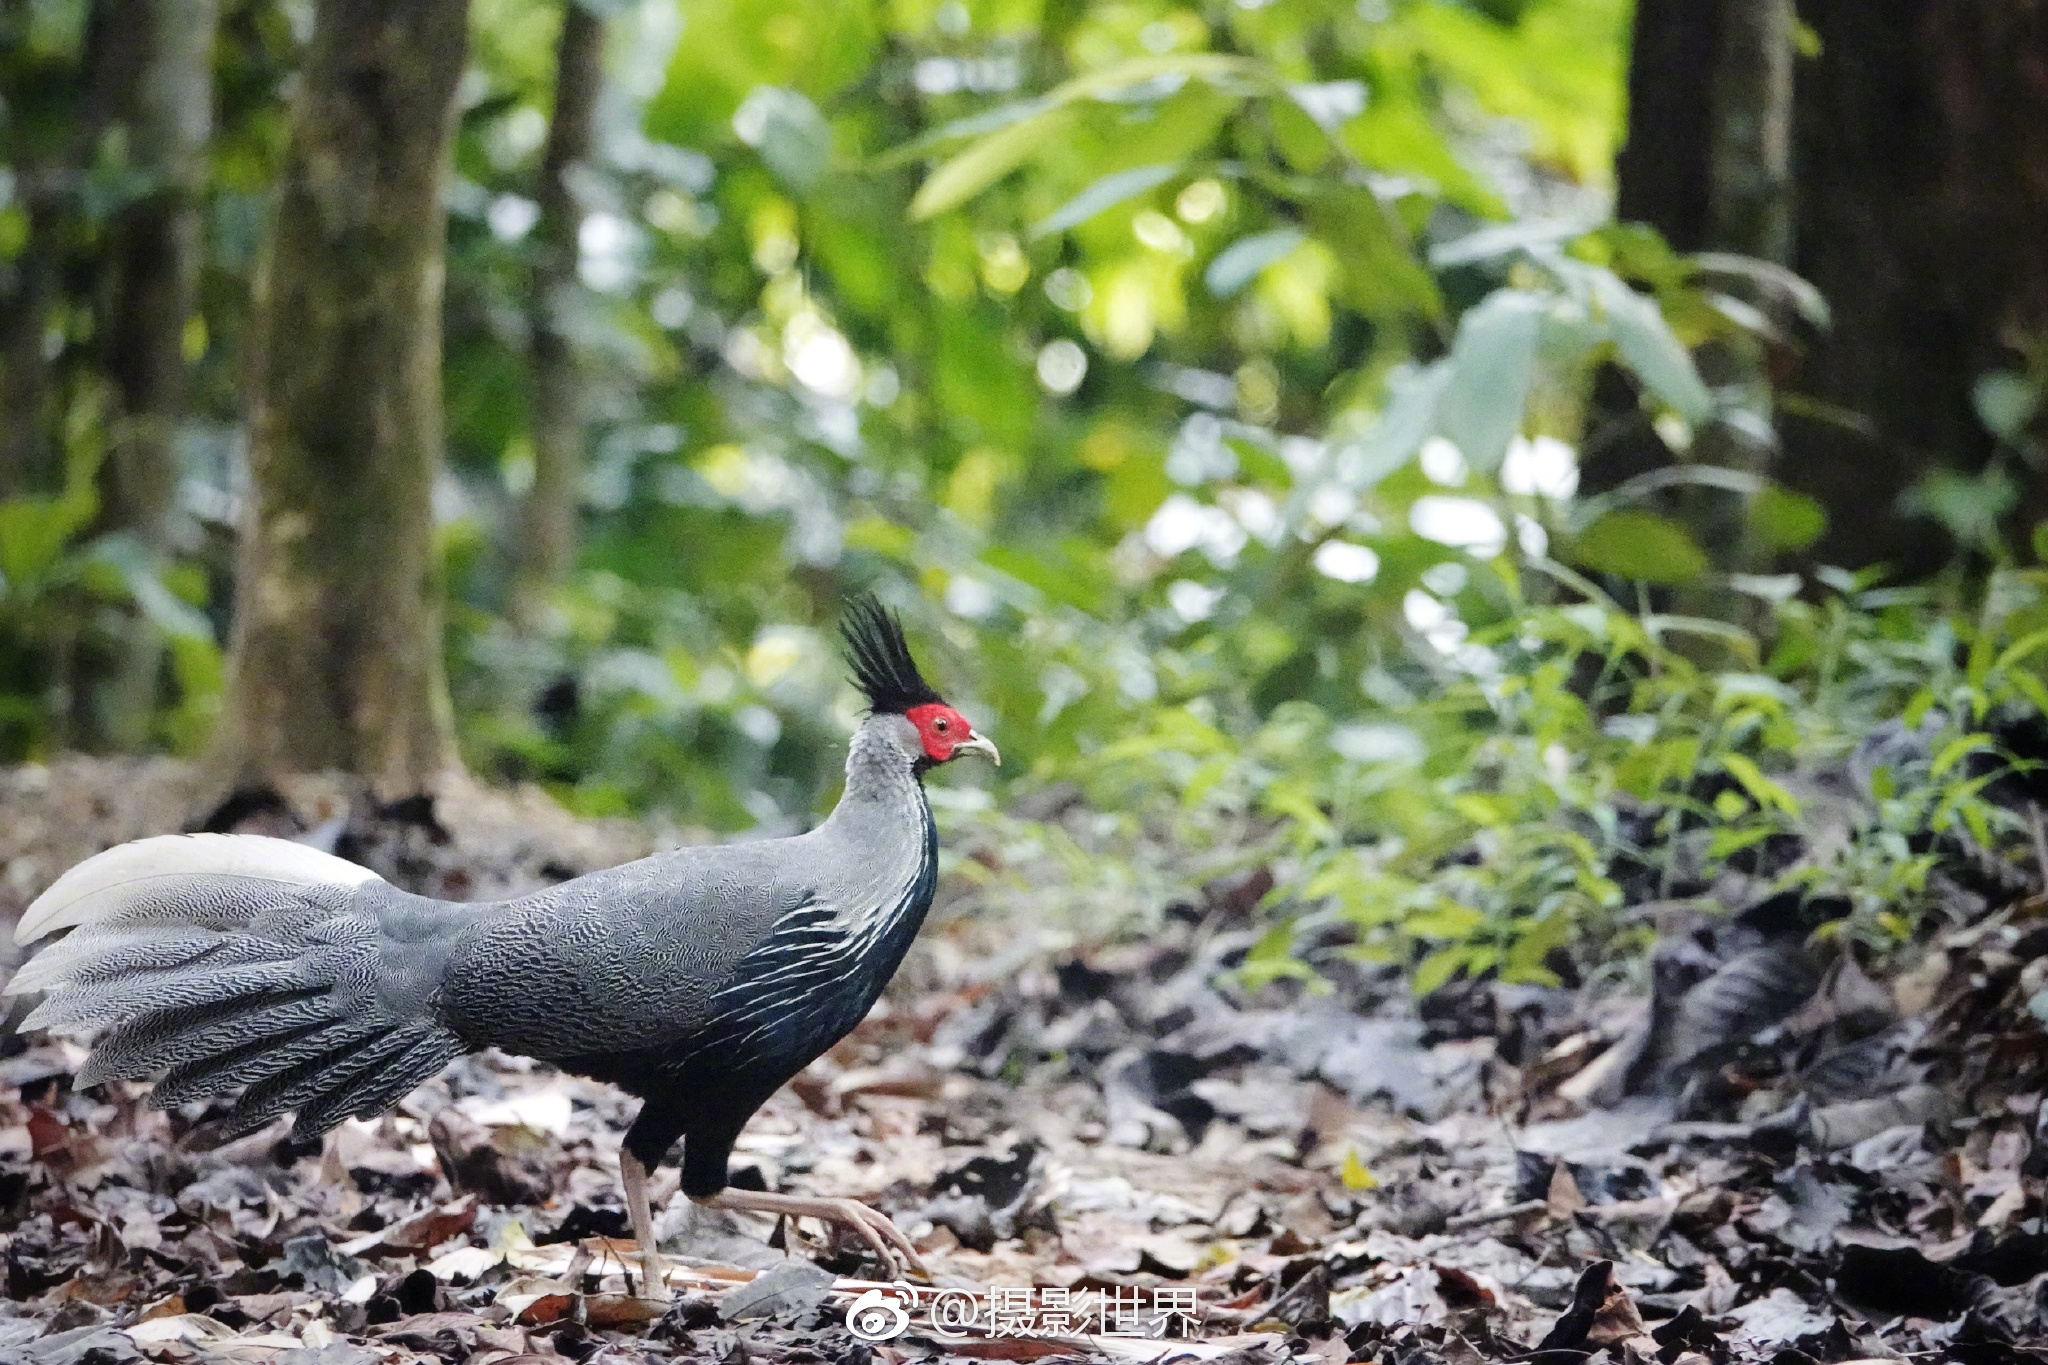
[{"x1": 7, "y1": 834, "x2": 466, "y2": 1140}]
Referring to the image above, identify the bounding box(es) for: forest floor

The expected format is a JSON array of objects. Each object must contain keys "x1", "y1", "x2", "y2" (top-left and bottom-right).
[{"x1": 4, "y1": 760, "x2": 2048, "y2": 1365}]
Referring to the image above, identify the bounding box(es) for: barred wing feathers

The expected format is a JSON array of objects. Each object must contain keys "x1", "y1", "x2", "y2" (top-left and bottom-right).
[
  {"x1": 7, "y1": 834, "x2": 469, "y2": 1139},
  {"x1": 431, "y1": 845, "x2": 818, "y2": 1061}
]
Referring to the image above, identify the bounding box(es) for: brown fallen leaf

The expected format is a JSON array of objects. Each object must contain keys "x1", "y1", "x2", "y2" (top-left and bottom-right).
[
  {"x1": 585, "y1": 1294, "x2": 666, "y2": 1329},
  {"x1": 1545, "y1": 1161, "x2": 1586, "y2": 1217},
  {"x1": 134, "y1": 1293, "x2": 187, "y2": 1323},
  {"x1": 514, "y1": 1292, "x2": 576, "y2": 1326},
  {"x1": 377, "y1": 1195, "x2": 480, "y2": 1253},
  {"x1": 1536, "y1": 1260, "x2": 1653, "y2": 1354}
]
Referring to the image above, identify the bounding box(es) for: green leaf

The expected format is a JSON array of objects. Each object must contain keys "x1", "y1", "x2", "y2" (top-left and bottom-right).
[
  {"x1": 1032, "y1": 163, "x2": 1179, "y2": 238},
  {"x1": 1412, "y1": 945, "x2": 1469, "y2": 995},
  {"x1": 1974, "y1": 371, "x2": 2040, "y2": 446},
  {"x1": 1333, "y1": 360, "x2": 1452, "y2": 489},
  {"x1": 0, "y1": 492, "x2": 94, "y2": 587},
  {"x1": 1205, "y1": 228, "x2": 1305, "y2": 298},
  {"x1": 1749, "y1": 484, "x2": 1827, "y2": 552},
  {"x1": 1720, "y1": 753, "x2": 1799, "y2": 814},
  {"x1": 1436, "y1": 289, "x2": 1543, "y2": 473},
  {"x1": 1428, "y1": 216, "x2": 1599, "y2": 268},
  {"x1": 1269, "y1": 95, "x2": 1331, "y2": 171},
  {"x1": 733, "y1": 87, "x2": 832, "y2": 192},
  {"x1": 1304, "y1": 184, "x2": 1443, "y2": 320},
  {"x1": 872, "y1": 96, "x2": 1058, "y2": 169},
  {"x1": 1048, "y1": 52, "x2": 1262, "y2": 103},
  {"x1": 1929, "y1": 732, "x2": 1994, "y2": 780},
  {"x1": 1586, "y1": 267, "x2": 1712, "y2": 424},
  {"x1": 910, "y1": 106, "x2": 1077, "y2": 220},
  {"x1": 1568, "y1": 510, "x2": 1709, "y2": 585}
]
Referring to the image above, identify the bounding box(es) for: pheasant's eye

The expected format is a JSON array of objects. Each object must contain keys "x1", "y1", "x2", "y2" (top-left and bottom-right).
[{"x1": 933, "y1": 717, "x2": 950, "y2": 733}]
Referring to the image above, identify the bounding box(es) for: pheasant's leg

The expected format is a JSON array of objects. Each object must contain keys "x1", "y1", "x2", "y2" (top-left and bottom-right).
[
  {"x1": 694, "y1": 1188, "x2": 928, "y2": 1276},
  {"x1": 620, "y1": 1150, "x2": 671, "y2": 1301}
]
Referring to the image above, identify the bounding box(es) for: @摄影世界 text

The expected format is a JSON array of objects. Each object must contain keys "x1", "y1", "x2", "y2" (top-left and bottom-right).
[{"x1": 843, "y1": 1284, "x2": 1206, "y2": 1342}]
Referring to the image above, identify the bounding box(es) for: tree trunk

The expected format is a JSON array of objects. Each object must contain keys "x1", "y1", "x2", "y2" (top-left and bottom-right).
[
  {"x1": 90, "y1": 0, "x2": 220, "y2": 751},
  {"x1": 0, "y1": 0, "x2": 122, "y2": 500},
  {"x1": 1708, "y1": 0, "x2": 1793, "y2": 265},
  {"x1": 1615, "y1": 0, "x2": 1716, "y2": 254},
  {"x1": 213, "y1": 0, "x2": 469, "y2": 793},
  {"x1": 0, "y1": 198, "x2": 63, "y2": 498},
  {"x1": 1613, "y1": 0, "x2": 2048, "y2": 573},
  {"x1": 512, "y1": 3, "x2": 605, "y2": 630},
  {"x1": 1607, "y1": 0, "x2": 1796, "y2": 573}
]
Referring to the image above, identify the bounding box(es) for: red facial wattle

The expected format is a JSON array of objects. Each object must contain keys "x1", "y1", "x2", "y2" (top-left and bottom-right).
[{"x1": 905, "y1": 702, "x2": 974, "y2": 762}]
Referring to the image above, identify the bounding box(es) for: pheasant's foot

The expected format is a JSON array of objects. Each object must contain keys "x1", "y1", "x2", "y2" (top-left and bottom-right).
[{"x1": 696, "y1": 1188, "x2": 928, "y2": 1278}]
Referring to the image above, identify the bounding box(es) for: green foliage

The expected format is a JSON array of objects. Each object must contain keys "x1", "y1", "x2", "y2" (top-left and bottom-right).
[
  {"x1": 4, "y1": 0, "x2": 2041, "y2": 991},
  {"x1": 0, "y1": 462, "x2": 220, "y2": 759}
]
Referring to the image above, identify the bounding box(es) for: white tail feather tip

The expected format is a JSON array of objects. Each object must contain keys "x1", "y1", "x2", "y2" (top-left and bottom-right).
[{"x1": 14, "y1": 833, "x2": 379, "y2": 947}]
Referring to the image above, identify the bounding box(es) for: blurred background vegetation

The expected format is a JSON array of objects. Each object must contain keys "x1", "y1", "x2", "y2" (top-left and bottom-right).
[{"x1": 2, "y1": 0, "x2": 2045, "y2": 985}]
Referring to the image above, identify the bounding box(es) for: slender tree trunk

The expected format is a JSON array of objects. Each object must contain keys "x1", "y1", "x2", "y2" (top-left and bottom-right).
[
  {"x1": 1708, "y1": 0, "x2": 1794, "y2": 265},
  {"x1": 0, "y1": 197, "x2": 62, "y2": 497},
  {"x1": 512, "y1": 3, "x2": 605, "y2": 630},
  {"x1": 90, "y1": 0, "x2": 220, "y2": 750},
  {"x1": 0, "y1": 1, "x2": 127, "y2": 499},
  {"x1": 213, "y1": 0, "x2": 469, "y2": 792},
  {"x1": 1607, "y1": 0, "x2": 1797, "y2": 575}
]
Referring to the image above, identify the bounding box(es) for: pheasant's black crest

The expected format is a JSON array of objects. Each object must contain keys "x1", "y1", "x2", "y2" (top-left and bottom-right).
[{"x1": 840, "y1": 593, "x2": 943, "y2": 714}]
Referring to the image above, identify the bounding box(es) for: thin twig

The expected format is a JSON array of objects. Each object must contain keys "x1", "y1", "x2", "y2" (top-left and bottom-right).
[{"x1": 1444, "y1": 1199, "x2": 1549, "y2": 1231}]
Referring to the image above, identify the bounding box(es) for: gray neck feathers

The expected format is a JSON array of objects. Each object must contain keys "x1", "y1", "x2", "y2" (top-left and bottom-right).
[{"x1": 811, "y1": 715, "x2": 931, "y2": 928}]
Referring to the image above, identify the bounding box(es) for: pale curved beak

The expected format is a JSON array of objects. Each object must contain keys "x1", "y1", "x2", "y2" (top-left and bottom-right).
[{"x1": 955, "y1": 732, "x2": 1000, "y2": 766}]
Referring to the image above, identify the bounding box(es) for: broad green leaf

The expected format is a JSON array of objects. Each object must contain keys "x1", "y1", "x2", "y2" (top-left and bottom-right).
[
  {"x1": 1333, "y1": 360, "x2": 1452, "y2": 489},
  {"x1": 1032, "y1": 163, "x2": 1179, "y2": 238},
  {"x1": 1436, "y1": 289, "x2": 1544, "y2": 473},
  {"x1": 1204, "y1": 228, "x2": 1305, "y2": 298},
  {"x1": 1270, "y1": 95, "x2": 1332, "y2": 171},
  {"x1": 1196, "y1": 229, "x2": 1310, "y2": 298},
  {"x1": 1587, "y1": 268, "x2": 1712, "y2": 423},
  {"x1": 1412, "y1": 945, "x2": 1469, "y2": 995},
  {"x1": 910, "y1": 106, "x2": 1077, "y2": 220},
  {"x1": 871, "y1": 96, "x2": 1058, "y2": 169},
  {"x1": 0, "y1": 492, "x2": 94, "y2": 587},
  {"x1": 1568, "y1": 510, "x2": 1708, "y2": 585},
  {"x1": 1749, "y1": 484, "x2": 1827, "y2": 552},
  {"x1": 1304, "y1": 184, "x2": 1443, "y2": 320},
  {"x1": 1429, "y1": 215, "x2": 1599, "y2": 267},
  {"x1": 1973, "y1": 371, "x2": 2040, "y2": 446},
  {"x1": 732, "y1": 87, "x2": 831, "y2": 192}
]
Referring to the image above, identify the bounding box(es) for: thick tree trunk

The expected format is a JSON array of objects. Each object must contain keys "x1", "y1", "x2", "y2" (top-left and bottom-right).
[
  {"x1": 1613, "y1": 0, "x2": 2048, "y2": 574},
  {"x1": 90, "y1": 0, "x2": 220, "y2": 751},
  {"x1": 512, "y1": 3, "x2": 605, "y2": 630},
  {"x1": 1615, "y1": 0, "x2": 1716, "y2": 254},
  {"x1": 213, "y1": 0, "x2": 469, "y2": 792},
  {"x1": 1782, "y1": 0, "x2": 2048, "y2": 572}
]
